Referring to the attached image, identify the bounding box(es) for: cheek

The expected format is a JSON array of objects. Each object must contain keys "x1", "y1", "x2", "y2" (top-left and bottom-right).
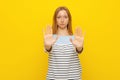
[
  {"x1": 65, "y1": 19, "x2": 69, "y2": 23},
  {"x1": 56, "y1": 19, "x2": 59, "y2": 22},
  {"x1": 57, "y1": 19, "x2": 61, "y2": 24},
  {"x1": 56, "y1": 19, "x2": 58, "y2": 23}
]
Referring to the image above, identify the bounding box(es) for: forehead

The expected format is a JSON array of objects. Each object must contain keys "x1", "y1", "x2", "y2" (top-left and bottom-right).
[{"x1": 57, "y1": 10, "x2": 68, "y2": 16}]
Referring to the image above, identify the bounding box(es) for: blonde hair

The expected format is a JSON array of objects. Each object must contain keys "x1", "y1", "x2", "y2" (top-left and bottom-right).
[{"x1": 52, "y1": 6, "x2": 73, "y2": 35}]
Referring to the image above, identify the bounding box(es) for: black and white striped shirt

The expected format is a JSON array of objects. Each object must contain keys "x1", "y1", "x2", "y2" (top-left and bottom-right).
[{"x1": 45, "y1": 35, "x2": 83, "y2": 80}]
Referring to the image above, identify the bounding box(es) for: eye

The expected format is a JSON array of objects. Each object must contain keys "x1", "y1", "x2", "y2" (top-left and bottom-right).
[
  {"x1": 64, "y1": 16, "x2": 68, "y2": 18},
  {"x1": 57, "y1": 16, "x2": 61, "y2": 18}
]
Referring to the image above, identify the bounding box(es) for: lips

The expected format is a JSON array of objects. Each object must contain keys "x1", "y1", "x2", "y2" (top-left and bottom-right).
[{"x1": 60, "y1": 24, "x2": 65, "y2": 25}]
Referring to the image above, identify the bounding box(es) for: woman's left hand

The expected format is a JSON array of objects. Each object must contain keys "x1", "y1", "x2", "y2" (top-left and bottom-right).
[{"x1": 70, "y1": 27, "x2": 85, "y2": 51}]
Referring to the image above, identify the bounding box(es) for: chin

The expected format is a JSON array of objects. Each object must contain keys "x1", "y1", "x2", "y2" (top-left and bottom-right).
[
  {"x1": 60, "y1": 26, "x2": 66, "y2": 29},
  {"x1": 58, "y1": 25, "x2": 67, "y2": 29}
]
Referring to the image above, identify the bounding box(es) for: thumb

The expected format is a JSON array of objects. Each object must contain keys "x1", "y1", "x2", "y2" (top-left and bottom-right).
[
  {"x1": 69, "y1": 38, "x2": 73, "y2": 44},
  {"x1": 53, "y1": 35, "x2": 59, "y2": 43},
  {"x1": 55, "y1": 35, "x2": 59, "y2": 41}
]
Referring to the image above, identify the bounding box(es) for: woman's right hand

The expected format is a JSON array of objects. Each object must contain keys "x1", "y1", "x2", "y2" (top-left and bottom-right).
[{"x1": 43, "y1": 25, "x2": 58, "y2": 51}]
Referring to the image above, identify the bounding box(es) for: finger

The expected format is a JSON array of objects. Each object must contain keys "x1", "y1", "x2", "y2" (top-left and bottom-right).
[
  {"x1": 53, "y1": 35, "x2": 59, "y2": 43},
  {"x1": 46, "y1": 25, "x2": 50, "y2": 34},
  {"x1": 76, "y1": 27, "x2": 79, "y2": 36},
  {"x1": 78, "y1": 27, "x2": 82, "y2": 37},
  {"x1": 48, "y1": 25, "x2": 51, "y2": 34},
  {"x1": 49, "y1": 26, "x2": 53, "y2": 35},
  {"x1": 42, "y1": 28, "x2": 46, "y2": 38},
  {"x1": 74, "y1": 27, "x2": 78, "y2": 39},
  {"x1": 46, "y1": 24, "x2": 51, "y2": 34},
  {"x1": 75, "y1": 27, "x2": 80, "y2": 39},
  {"x1": 48, "y1": 24, "x2": 52, "y2": 34},
  {"x1": 55, "y1": 35, "x2": 59, "y2": 41}
]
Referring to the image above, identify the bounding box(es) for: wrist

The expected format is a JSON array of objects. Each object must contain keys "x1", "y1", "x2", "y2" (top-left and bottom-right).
[
  {"x1": 44, "y1": 45, "x2": 52, "y2": 52},
  {"x1": 76, "y1": 46, "x2": 83, "y2": 53}
]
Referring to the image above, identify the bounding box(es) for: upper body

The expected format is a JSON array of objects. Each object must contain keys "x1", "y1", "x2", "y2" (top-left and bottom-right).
[
  {"x1": 43, "y1": 6, "x2": 84, "y2": 55},
  {"x1": 44, "y1": 34, "x2": 83, "y2": 54}
]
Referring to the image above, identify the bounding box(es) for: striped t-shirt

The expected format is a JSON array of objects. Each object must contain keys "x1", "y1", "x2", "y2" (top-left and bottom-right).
[{"x1": 46, "y1": 34, "x2": 82, "y2": 80}]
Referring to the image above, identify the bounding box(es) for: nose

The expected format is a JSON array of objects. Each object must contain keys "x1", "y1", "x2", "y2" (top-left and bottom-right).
[{"x1": 61, "y1": 18, "x2": 64, "y2": 22}]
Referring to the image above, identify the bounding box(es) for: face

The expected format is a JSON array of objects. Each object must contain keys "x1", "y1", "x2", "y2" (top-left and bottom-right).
[{"x1": 56, "y1": 10, "x2": 69, "y2": 29}]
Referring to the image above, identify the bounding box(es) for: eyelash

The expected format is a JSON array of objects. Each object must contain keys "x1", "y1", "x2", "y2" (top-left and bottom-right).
[
  {"x1": 57, "y1": 17, "x2": 60, "y2": 18},
  {"x1": 57, "y1": 16, "x2": 68, "y2": 18}
]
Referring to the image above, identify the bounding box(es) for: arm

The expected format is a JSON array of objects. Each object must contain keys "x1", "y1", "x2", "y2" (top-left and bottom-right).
[{"x1": 43, "y1": 25, "x2": 58, "y2": 53}]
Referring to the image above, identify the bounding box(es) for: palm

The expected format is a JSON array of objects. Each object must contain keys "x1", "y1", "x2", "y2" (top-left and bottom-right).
[
  {"x1": 71, "y1": 27, "x2": 85, "y2": 48},
  {"x1": 44, "y1": 34, "x2": 56, "y2": 46},
  {"x1": 43, "y1": 25, "x2": 58, "y2": 46}
]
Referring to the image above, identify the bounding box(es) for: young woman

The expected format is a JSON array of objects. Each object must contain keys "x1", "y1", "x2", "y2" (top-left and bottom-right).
[{"x1": 43, "y1": 6, "x2": 85, "y2": 80}]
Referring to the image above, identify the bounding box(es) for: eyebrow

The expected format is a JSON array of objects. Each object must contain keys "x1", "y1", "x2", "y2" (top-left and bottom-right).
[{"x1": 57, "y1": 15, "x2": 68, "y2": 17}]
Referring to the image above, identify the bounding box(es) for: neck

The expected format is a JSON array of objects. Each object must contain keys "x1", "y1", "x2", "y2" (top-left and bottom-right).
[{"x1": 57, "y1": 27, "x2": 69, "y2": 36}]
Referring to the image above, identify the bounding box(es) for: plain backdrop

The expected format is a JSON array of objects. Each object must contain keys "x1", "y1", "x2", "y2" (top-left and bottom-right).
[{"x1": 0, "y1": 0, "x2": 120, "y2": 80}]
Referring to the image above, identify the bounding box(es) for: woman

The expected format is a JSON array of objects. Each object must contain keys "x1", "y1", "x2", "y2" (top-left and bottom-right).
[{"x1": 43, "y1": 6, "x2": 85, "y2": 80}]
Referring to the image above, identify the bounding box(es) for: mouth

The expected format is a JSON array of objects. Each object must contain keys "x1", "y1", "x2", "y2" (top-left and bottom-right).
[{"x1": 60, "y1": 24, "x2": 65, "y2": 25}]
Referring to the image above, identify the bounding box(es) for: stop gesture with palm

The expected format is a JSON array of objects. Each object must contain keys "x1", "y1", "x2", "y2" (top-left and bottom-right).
[
  {"x1": 70, "y1": 27, "x2": 85, "y2": 51},
  {"x1": 43, "y1": 25, "x2": 58, "y2": 51}
]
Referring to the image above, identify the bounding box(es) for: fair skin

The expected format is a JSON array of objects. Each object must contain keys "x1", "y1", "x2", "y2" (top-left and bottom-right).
[
  {"x1": 43, "y1": 10, "x2": 85, "y2": 52},
  {"x1": 57, "y1": 10, "x2": 69, "y2": 36}
]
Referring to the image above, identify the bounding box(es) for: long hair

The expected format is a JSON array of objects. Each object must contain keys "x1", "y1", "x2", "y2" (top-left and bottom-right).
[{"x1": 52, "y1": 6, "x2": 73, "y2": 35}]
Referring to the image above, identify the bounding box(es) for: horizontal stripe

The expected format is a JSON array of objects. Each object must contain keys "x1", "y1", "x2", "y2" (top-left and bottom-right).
[{"x1": 47, "y1": 43, "x2": 82, "y2": 79}]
